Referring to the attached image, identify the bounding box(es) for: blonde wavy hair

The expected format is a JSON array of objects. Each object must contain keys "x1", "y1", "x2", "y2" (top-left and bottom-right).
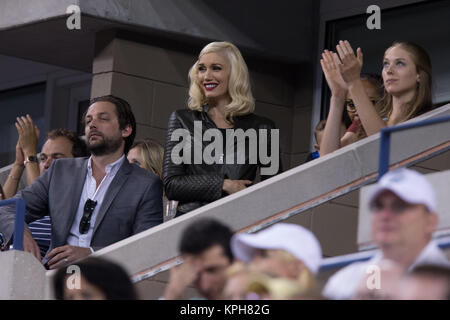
[
  {"x1": 130, "y1": 138, "x2": 164, "y2": 179},
  {"x1": 188, "y1": 41, "x2": 255, "y2": 121},
  {"x1": 267, "y1": 250, "x2": 317, "y2": 294}
]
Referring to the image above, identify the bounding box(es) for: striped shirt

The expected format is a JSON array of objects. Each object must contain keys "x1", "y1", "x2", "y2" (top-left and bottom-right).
[{"x1": 28, "y1": 216, "x2": 51, "y2": 257}]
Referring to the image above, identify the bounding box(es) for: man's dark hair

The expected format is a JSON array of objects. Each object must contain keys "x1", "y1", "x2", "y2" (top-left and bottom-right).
[
  {"x1": 53, "y1": 257, "x2": 137, "y2": 300},
  {"x1": 179, "y1": 218, "x2": 234, "y2": 262},
  {"x1": 87, "y1": 95, "x2": 137, "y2": 154},
  {"x1": 47, "y1": 128, "x2": 88, "y2": 158}
]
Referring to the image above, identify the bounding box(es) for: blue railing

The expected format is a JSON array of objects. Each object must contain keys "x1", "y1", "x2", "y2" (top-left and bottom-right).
[
  {"x1": 320, "y1": 235, "x2": 450, "y2": 271},
  {"x1": 0, "y1": 198, "x2": 26, "y2": 250},
  {"x1": 378, "y1": 114, "x2": 450, "y2": 178}
]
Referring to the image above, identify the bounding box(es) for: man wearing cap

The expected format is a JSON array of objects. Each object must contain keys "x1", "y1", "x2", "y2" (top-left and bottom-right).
[
  {"x1": 231, "y1": 223, "x2": 322, "y2": 293},
  {"x1": 323, "y1": 168, "x2": 450, "y2": 300}
]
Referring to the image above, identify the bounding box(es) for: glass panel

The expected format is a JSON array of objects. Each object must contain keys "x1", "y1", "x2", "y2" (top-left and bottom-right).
[
  {"x1": 77, "y1": 99, "x2": 90, "y2": 136},
  {"x1": 0, "y1": 83, "x2": 46, "y2": 168}
]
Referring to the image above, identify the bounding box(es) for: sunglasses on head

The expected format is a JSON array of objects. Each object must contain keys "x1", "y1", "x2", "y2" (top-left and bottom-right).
[{"x1": 79, "y1": 198, "x2": 98, "y2": 234}]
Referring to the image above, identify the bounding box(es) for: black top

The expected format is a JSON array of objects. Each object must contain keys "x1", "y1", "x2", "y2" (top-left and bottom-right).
[{"x1": 162, "y1": 106, "x2": 282, "y2": 216}]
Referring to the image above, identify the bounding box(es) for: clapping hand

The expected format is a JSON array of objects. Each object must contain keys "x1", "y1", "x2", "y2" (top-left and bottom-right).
[
  {"x1": 14, "y1": 140, "x2": 25, "y2": 167},
  {"x1": 320, "y1": 49, "x2": 348, "y2": 99},
  {"x1": 16, "y1": 114, "x2": 40, "y2": 156},
  {"x1": 335, "y1": 40, "x2": 363, "y2": 84}
]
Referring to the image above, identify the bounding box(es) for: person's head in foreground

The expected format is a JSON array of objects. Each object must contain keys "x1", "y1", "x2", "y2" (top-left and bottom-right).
[
  {"x1": 393, "y1": 264, "x2": 450, "y2": 300},
  {"x1": 369, "y1": 168, "x2": 438, "y2": 263},
  {"x1": 53, "y1": 257, "x2": 137, "y2": 300},
  {"x1": 231, "y1": 223, "x2": 322, "y2": 295},
  {"x1": 322, "y1": 168, "x2": 447, "y2": 300},
  {"x1": 178, "y1": 218, "x2": 234, "y2": 299},
  {"x1": 223, "y1": 261, "x2": 322, "y2": 300}
]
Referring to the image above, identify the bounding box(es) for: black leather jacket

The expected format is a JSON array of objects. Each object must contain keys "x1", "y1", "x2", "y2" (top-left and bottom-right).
[{"x1": 162, "y1": 106, "x2": 282, "y2": 216}]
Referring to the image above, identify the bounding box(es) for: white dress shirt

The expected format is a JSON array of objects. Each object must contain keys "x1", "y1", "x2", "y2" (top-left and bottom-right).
[
  {"x1": 67, "y1": 155, "x2": 125, "y2": 248},
  {"x1": 322, "y1": 240, "x2": 450, "y2": 300}
]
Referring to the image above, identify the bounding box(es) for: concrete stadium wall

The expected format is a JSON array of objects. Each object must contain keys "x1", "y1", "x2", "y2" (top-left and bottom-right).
[
  {"x1": 0, "y1": 251, "x2": 46, "y2": 299},
  {"x1": 0, "y1": 0, "x2": 315, "y2": 64}
]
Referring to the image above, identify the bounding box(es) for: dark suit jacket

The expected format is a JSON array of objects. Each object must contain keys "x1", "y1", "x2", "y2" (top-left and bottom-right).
[{"x1": 0, "y1": 157, "x2": 163, "y2": 251}]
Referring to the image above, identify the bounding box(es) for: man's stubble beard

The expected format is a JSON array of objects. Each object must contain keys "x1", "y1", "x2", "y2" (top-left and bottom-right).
[{"x1": 87, "y1": 135, "x2": 123, "y2": 156}]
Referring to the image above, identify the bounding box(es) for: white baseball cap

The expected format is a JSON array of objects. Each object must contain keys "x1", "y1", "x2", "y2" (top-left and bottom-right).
[
  {"x1": 368, "y1": 168, "x2": 437, "y2": 212},
  {"x1": 231, "y1": 223, "x2": 322, "y2": 274}
]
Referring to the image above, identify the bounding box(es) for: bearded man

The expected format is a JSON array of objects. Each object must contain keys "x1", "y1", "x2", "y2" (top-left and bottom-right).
[{"x1": 0, "y1": 95, "x2": 163, "y2": 269}]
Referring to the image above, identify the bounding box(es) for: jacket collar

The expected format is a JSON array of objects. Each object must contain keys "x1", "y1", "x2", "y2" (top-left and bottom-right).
[
  {"x1": 92, "y1": 158, "x2": 132, "y2": 234},
  {"x1": 201, "y1": 104, "x2": 253, "y2": 128}
]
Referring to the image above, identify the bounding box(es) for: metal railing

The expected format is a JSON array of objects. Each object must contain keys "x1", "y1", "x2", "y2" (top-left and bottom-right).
[
  {"x1": 320, "y1": 235, "x2": 450, "y2": 271},
  {"x1": 0, "y1": 198, "x2": 26, "y2": 250},
  {"x1": 378, "y1": 114, "x2": 450, "y2": 178}
]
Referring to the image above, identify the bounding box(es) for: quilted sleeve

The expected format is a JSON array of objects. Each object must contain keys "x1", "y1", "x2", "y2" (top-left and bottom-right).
[{"x1": 162, "y1": 111, "x2": 224, "y2": 202}]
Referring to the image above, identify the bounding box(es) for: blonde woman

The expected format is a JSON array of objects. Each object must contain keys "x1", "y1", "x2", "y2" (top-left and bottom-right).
[
  {"x1": 127, "y1": 139, "x2": 176, "y2": 221},
  {"x1": 127, "y1": 138, "x2": 164, "y2": 179},
  {"x1": 163, "y1": 41, "x2": 281, "y2": 217}
]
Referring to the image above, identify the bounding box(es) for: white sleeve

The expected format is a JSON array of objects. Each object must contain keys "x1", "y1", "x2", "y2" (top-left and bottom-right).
[{"x1": 322, "y1": 262, "x2": 367, "y2": 300}]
